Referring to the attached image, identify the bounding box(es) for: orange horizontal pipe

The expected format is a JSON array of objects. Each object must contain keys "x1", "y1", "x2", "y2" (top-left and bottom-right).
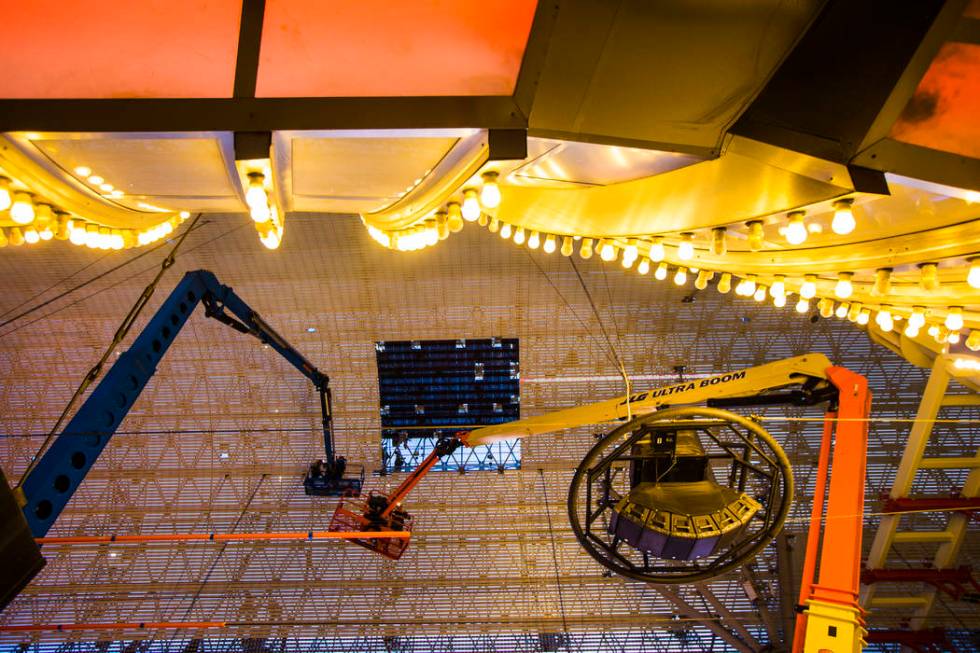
[
  {"x1": 36, "y1": 530, "x2": 410, "y2": 545},
  {"x1": 0, "y1": 621, "x2": 225, "y2": 633}
]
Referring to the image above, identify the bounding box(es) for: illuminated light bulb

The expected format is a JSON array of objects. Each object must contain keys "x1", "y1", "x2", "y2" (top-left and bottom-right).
[
  {"x1": 85, "y1": 225, "x2": 99, "y2": 248},
  {"x1": 909, "y1": 306, "x2": 926, "y2": 329},
  {"x1": 753, "y1": 285, "x2": 767, "y2": 302},
  {"x1": 965, "y1": 330, "x2": 980, "y2": 351},
  {"x1": 513, "y1": 226, "x2": 526, "y2": 245},
  {"x1": 527, "y1": 230, "x2": 540, "y2": 250},
  {"x1": 8, "y1": 227, "x2": 24, "y2": 246},
  {"x1": 871, "y1": 268, "x2": 892, "y2": 297},
  {"x1": 560, "y1": 236, "x2": 574, "y2": 257},
  {"x1": 623, "y1": 238, "x2": 639, "y2": 263},
  {"x1": 99, "y1": 183, "x2": 113, "y2": 192},
  {"x1": 622, "y1": 253, "x2": 634, "y2": 269},
  {"x1": 711, "y1": 227, "x2": 727, "y2": 256},
  {"x1": 968, "y1": 257, "x2": 980, "y2": 289},
  {"x1": 927, "y1": 324, "x2": 940, "y2": 338},
  {"x1": 742, "y1": 274, "x2": 757, "y2": 296},
  {"x1": 649, "y1": 237, "x2": 665, "y2": 262},
  {"x1": 87, "y1": 175, "x2": 104, "y2": 186},
  {"x1": 773, "y1": 294, "x2": 787, "y2": 308},
  {"x1": 770, "y1": 275, "x2": 786, "y2": 299},
  {"x1": 461, "y1": 188, "x2": 481, "y2": 222},
  {"x1": 857, "y1": 309, "x2": 870, "y2": 326},
  {"x1": 579, "y1": 238, "x2": 594, "y2": 259},
  {"x1": 831, "y1": 199, "x2": 856, "y2": 235},
  {"x1": 808, "y1": 222, "x2": 823, "y2": 234},
  {"x1": 480, "y1": 172, "x2": 501, "y2": 209},
  {"x1": 919, "y1": 263, "x2": 939, "y2": 291},
  {"x1": 500, "y1": 223, "x2": 512, "y2": 239},
  {"x1": 599, "y1": 239, "x2": 617, "y2": 262},
  {"x1": 835, "y1": 272, "x2": 854, "y2": 299},
  {"x1": 110, "y1": 230, "x2": 124, "y2": 250},
  {"x1": 543, "y1": 234, "x2": 556, "y2": 254},
  {"x1": 488, "y1": 216, "x2": 499, "y2": 234},
  {"x1": 655, "y1": 262, "x2": 668, "y2": 280},
  {"x1": 904, "y1": 323, "x2": 920, "y2": 338},
  {"x1": 162, "y1": 220, "x2": 174, "y2": 235},
  {"x1": 98, "y1": 227, "x2": 112, "y2": 250},
  {"x1": 746, "y1": 220, "x2": 764, "y2": 251},
  {"x1": 54, "y1": 213, "x2": 70, "y2": 240},
  {"x1": 673, "y1": 267, "x2": 687, "y2": 286},
  {"x1": 876, "y1": 306, "x2": 894, "y2": 332},
  {"x1": 677, "y1": 233, "x2": 694, "y2": 261},
  {"x1": 446, "y1": 203, "x2": 464, "y2": 233},
  {"x1": 935, "y1": 326, "x2": 949, "y2": 344},
  {"x1": 10, "y1": 192, "x2": 35, "y2": 224},
  {"x1": 122, "y1": 230, "x2": 136, "y2": 248},
  {"x1": 73, "y1": 166, "x2": 92, "y2": 177},
  {"x1": 24, "y1": 227, "x2": 40, "y2": 244},
  {"x1": 818, "y1": 298, "x2": 834, "y2": 318},
  {"x1": 945, "y1": 307, "x2": 964, "y2": 331},
  {"x1": 0, "y1": 177, "x2": 10, "y2": 211},
  {"x1": 948, "y1": 331, "x2": 960, "y2": 345},
  {"x1": 478, "y1": 213, "x2": 489, "y2": 227},
  {"x1": 179, "y1": 211, "x2": 190, "y2": 220},
  {"x1": 260, "y1": 228, "x2": 281, "y2": 250},
  {"x1": 245, "y1": 173, "x2": 267, "y2": 209},
  {"x1": 847, "y1": 303, "x2": 862, "y2": 322},
  {"x1": 69, "y1": 223, "x2": 87, "y2": 245},
  {"x1": 835, "y1": 302, "x2": 849, "y2": 319},
  {"x1": 784, "y1": 211, "x2": 808, "y2": 245},
  {"x1": 717, "y1": 272, "x2": 732, "y2": 294},
  {"x1": 694, "y1": 269, "x2": 711, "y2": 289},
  {"x1": 250, "y1": 203, "x2": 271, "y2": 223},
  {"x1": 795, "y1": 298, "x2": 810, "y2": 314},
  {"x1": 39, "y1": 224, "x2": 53, "y2": 240},
  {"x1": 800, "y1": 274, "x2": 817, "y2": 299},
  {"x1": 637, "y1": 257, "x2": 651, "y2": 275},
  {"x1": 436, "y1": 211, "x2": 449, "y2": 240}
]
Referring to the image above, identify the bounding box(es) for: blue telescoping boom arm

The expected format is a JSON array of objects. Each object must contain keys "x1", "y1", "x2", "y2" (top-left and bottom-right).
[{"x1": 19, "y1": 269, "x2": 336, "y2": 537}]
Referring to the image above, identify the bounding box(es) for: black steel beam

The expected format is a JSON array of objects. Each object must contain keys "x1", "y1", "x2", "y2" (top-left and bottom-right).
[
  {"x1": 233, "y1": 0, "x2": 267, "y2": 99},
  {"x1": 0, "y1": 96, "x2": 527, "y2": 133}
]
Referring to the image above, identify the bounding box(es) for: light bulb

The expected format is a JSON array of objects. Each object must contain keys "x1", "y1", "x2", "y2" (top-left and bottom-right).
[
  {"x1": 250, "y1": 203, "x2": 270, "y2": 223},
  {"x1": 110, "y1": 231, "x2": 124, "y2": 250},
  {"x1": 0, "y1": 229, "x2": 7, "y2": 248},
  {"x1": 919, "y1": 263, "x2": 939, "y2": 291},
  {"x1": 808, "y1": 222, "x2": 824, "y2": 234},
  {"x1": 500, "y1": 223, "x2": 512, "y2": 239},
  {"x1": 746, "y1": 220, "x2": 764, "y2": 251},
  {"x1": 560, "y1": 236, "x2": 574, "y2": 256},
  {"x1": 73, "y1": 166, "x2": 92, "y2": 177},
  {"x1": 69, "y1": 223, "x2": 87, "y2": 245},
  {"x1": 579, "y1": 238, "x2": 593, "y2": 259},
  {"x1": 543, "y1": 234, "x2": 556, "y2": 254},
  {"x1": 85, "y1": 225, "x2": 99, "y2": 248},
  {"x1": 935, "y1": 326, "x2": 949, "y2": 344},
  {"x1": 753, "y1": 286, "x2": 767, "y2": 302},
  {"x1": 39, "y1": 224, "x2": 53, "y2": 241},
  {"x1": 800, "y1": 275, "x2": 817, "y2": 299},
  {"x1": 480, "y1": 172, "x2": 501, "y2": 209},
  {"x1": 872, "y1": 268, "x2": 892, "y2": 297},
  {"x1": 637, "y1": 257, "x2": 651, "y2": 275},
  {"x1": 436, "y1": 212, "x2": 449, "y2": 240},
  {"x1": 461, "y1": 188, "x2": 481, "y2": 222},
  {"x1": 965, "y1": 330, "x2": 980, "y2": 351},
  {"x1": 655, "y1": 262, "x2": 668, "y2": 280},
  {"x1": 847, "y1": 303, "x2": 862, "y2": 322},
  {"x1": 649, "y1": 237, "x2": 665, "y2": 262},
  {"x1": 488, "y1": 216, "x2": 499, "y2": 234},
  {"x1": 88, "y1": 175, "x2": 104, "y2": 186},
  {"x1": 717, "y1": 272, "x2": 732, "y2": 294},
  {"x1": 694, "y1": 270, "x2": 711, "y2": 289},
  {"x1": 8, "y1": 227, "x2": 24, "y2": 246},
  {"x1": 673, "y1": 267, "x2": 687, "y2": 285},
  {"x1": 773, "y1": 294, "x2": 787, "y2": 308},
  {"x1": 948, "y1": 331, "x2": 960, "y2": 345},
  {"x1": 968, "y1": 258, "x2": 980, "y2": 289},
  {"x1": 513, "y1": 226, "x2": 526, "y2": 245},
  {"x1": 478, "y1": 213, "x2": 488, "y2": 227},
  {"x1": 876, "y1": 307, "x2": 894, "y2": 332},
  {"x1": 527, "y1": 230, "x2": 540, "y2": 250},
  {"x1": 599, "y1": 239, "x2": 617, "y2": 262},
  {"x1": 98, "y1": 227, "x2": 112, "y2": 250},
  {"x1": 785, "y1": 211, "x2": 808, "y2": 245},
  {"x1": 677, "y1": 233, "x2": 694, "y2": 261},
  {"x1": 928, "y1": 324, "x2": 940, "y2": 338},
  {"x1": 743, "y1": 275, "x2": 757, "y2": 296},
  {"x1": 762, "y1": 278, "x2": 782, "y2": 300},
  {"x1": 831, "y1": 199, "x2": 856, "y2": 235},
  {"x1": 245, "y1": 173, "x2": 267, "y2": 210},
  {"x1": 818, "y1": 298, "x2": 835, "y2": 318},
  {"x1": 857, "y1": 309, "x2": 870, "y2": 325},
  {"x1": 10, "y1": 192, "x2": 35, "y2": 224},
  {"x1": 447, "y1": 203, "x2": 464, "y2": 233},
  {"x1": 260, "y1": 229, "x2": 281, "y2": 250},
  {"x1": 622, "y1": 253, "x2": 634, "y2": 269},
  {"x1": 835, "y1": 272, "x2": 854, "y2": 299},
  {"x1": 795, "y1": 298, "x2": 809, "y2": 314},
  {"x1": 909, "y1": 307, "x2": 926, "y2": 329},
  {"x1": 711, "y1": 227, "x2": 727, "y2": 256},
  {"x1": 0, "y1": 177, "x2": 10, "y2": 211},
  {"x1": 623, "y1": 238, "x2": 638, "y2": 263},
  {"x1": 24, "y1": 227, "x2": 40, "y2": 244},
  {"x1": 904, "y1": 323, "x2": 920, "y2": 338},
  {"x1": 945, "y1": 307, "x2": 964, "y2": 331},
  {"x1": 836, "y1": 302, "x2": 849, "y2": 319}
]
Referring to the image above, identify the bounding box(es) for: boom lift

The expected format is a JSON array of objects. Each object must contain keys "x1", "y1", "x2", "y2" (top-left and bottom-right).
[
  {"x1": 332, "y1": 353, "x2": 872, "y2": 653},
  {"x1": 0, "y1": 270, "x2": 363, "y2": 610}
]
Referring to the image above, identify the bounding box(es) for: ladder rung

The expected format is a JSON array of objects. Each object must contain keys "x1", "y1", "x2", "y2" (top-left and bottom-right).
[
  {"x1": 940, "y1": 395, "x2": 980, "y2": 406},
  {"x1": 919, "y1": 457, "x2": 980, "y2": 469},
  {"x1": 869, "y1": 595, "x2": 930, "y2": 608},
  {"x1": 892, "y1": 531, "x2": 955, "y2": 544}
]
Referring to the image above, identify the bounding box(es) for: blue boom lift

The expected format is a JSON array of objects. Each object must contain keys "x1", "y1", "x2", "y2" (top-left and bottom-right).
[{"x1": 0, "y1": 270, "x2": 363, "y2": 610}]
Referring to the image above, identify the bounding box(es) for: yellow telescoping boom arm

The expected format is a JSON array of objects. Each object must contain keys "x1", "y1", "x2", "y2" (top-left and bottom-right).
[{"x1": 463, "y1": 353, "x2": 835, "y2": 446}]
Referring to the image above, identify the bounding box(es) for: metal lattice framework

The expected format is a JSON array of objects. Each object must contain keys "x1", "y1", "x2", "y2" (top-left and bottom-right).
[{"x1": 0, "y1": 215, "x2": 977, "y2": 652}]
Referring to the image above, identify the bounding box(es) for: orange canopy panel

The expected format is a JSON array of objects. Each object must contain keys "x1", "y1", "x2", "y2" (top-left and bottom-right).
[
  {"x1": 256, "y1": 0, "x2": 538, "y2": 97},
  {"x1": 0, "y1": 0, "x2": 243, "y2": 99}
]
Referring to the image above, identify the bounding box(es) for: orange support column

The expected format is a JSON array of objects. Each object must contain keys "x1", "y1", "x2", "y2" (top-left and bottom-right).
[{"x1": 795, "y1": 366, "x2": 871, "y2": 653}]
